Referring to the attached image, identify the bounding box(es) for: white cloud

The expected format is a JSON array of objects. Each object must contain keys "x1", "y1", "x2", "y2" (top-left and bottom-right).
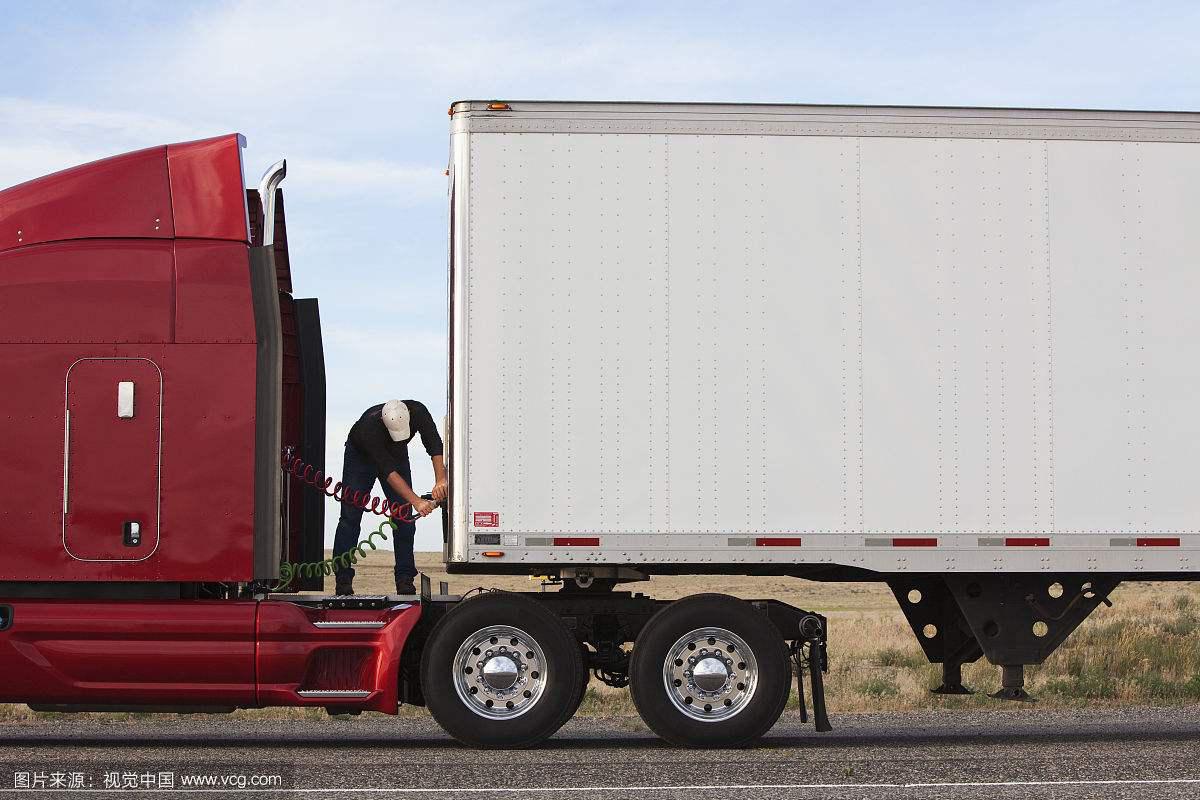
[
  {"x1": 0, "y1": 143, "x2": 103, "y2": 190},
  {"x1": 0, "y1": 98, "x2": 207, "y2": 144},
  {"x1": 0, "y1": 98, "x2": 210, "y2": 187}
]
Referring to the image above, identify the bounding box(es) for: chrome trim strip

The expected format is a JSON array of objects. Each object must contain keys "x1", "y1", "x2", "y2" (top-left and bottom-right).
[
  {"x1": 447, "y1": 129, "x2": 471, "y2": 563},
  {"x1": 296, "y1": 690, "x2": 371, "y2": 698},
  {"x1": 236, "y1": 134, "x2": 251, "y2": 243},
  {"x1": 311, "y1": 621, "x2": 387, "y2": 629},
  {"x1": 62, "y1": 409, "x2": 70, "y2": 516}
]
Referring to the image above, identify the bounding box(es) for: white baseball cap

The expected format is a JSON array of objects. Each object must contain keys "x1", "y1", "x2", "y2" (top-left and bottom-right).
[{"x1": 381, "y1": 399, "x2": 411, "y2": 442}]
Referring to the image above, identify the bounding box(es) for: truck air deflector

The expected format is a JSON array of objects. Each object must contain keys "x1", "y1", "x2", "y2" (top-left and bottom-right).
[{"x1": 0, "y1": 133, "x2": 248, "y2": 253}]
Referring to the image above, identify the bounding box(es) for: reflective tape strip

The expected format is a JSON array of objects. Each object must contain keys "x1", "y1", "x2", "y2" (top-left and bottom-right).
[
  {"x1": 891, "y1": 537, "x2": 938, "y2": 547},
  {"x1": 553, "y1": 537, "x2": 600, "y2": 546},
  {"x1": 1136, "y1": 537, "x2": 1181, "y2": 547},
  {"x1": 864, "y1": 537, "x2": 891, "y2": 547},
  {"x1": 1005, "y1": 537, "x2": 1050, "y2": 547},
  {"x1": 523, "y1": 536, "x2": 602, "y2": 547},
  {"x1": 1110, "y1": 537, "x2": 1181, "y2": 547},
  {"x1": 755, "y1": 537, "x2": 802, "y2": 547},
  {"x1": 727, "y1": 537, "x2": 754, "y2": 547}
]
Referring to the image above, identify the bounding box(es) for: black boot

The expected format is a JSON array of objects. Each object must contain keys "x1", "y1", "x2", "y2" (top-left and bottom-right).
[
  {"x1": 335, "y1": 580, "x2": 354, "y2": 596},
  {"x1": 395, "y1": 579, "x2": 416, "y2": 596}
]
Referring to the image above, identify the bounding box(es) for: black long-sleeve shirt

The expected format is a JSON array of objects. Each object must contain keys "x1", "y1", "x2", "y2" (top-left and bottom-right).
[{"x1": 348, "y1": 401, "x2": 443, "y2": 478}]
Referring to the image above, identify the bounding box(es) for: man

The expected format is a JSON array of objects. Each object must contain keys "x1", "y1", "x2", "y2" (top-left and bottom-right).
[{"x1": 333, "y1": 399, "x2": 446, "y2": 595}]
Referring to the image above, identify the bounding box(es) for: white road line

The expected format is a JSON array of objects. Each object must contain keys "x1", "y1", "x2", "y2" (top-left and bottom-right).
[{"x1": 16, "y1": 778, "x2": 1200, "y2": 793}]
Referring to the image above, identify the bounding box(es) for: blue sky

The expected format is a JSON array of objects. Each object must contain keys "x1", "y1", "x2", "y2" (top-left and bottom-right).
[{"x1": 4, "y1": 0, "x2": 1199, "y2": 549}]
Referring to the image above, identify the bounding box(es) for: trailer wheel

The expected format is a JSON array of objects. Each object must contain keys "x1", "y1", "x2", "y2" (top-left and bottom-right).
[
  {"x1": 629, "y1": 594, "x2": 791, "y2": 748},
  {"x1": 420, "y1": 592, "x2": 584, "y2": 748},
  {"x1": 570, "y1": 650, "x2": 591, "y2": 716}
]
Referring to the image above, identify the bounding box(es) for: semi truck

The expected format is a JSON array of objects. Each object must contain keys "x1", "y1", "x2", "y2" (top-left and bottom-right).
[{"x1": 1, "y1": 101, "x2": 1198, "y2": 749}]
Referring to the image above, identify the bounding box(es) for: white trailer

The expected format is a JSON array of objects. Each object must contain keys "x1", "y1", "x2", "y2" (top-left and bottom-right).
[{"x1": 427, "y1": 101, "x2": 1200, "y2": 746}]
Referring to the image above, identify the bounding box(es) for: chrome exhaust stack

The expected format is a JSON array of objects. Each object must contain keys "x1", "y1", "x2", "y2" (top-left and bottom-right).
[
  {"x1": 258, "y1": 159, "x2": 287, "y2": 246},
  {"x1": 249, "y1": 157, "x2": 287, "y2": 582}
]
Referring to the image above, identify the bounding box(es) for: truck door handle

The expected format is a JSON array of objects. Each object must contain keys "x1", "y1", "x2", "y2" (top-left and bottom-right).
[
  {"x1": 117, "y1": 381, "x2": 135, "y2": 418},
  {"x1": 0, "y1": 606, "x2": 12, "y2": 632}
]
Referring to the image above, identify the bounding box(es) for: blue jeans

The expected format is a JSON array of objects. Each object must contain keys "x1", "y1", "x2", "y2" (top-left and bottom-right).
[{"x1": 332, "y1": 442, "x2": 416, "y2": 590}]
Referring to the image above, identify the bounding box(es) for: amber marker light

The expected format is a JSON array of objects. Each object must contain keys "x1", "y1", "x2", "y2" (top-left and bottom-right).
[
  {"x1": 487, "y1": 102, "x2": 512, "y2": 110},
  {"x1": 482, "y1": 551, "x2": 505, "y2": 558}
]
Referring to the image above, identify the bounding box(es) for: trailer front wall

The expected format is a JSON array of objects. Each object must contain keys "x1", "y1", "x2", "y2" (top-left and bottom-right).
[{"x1": 449, "y1": 104, "x2": 1200, "y2": 573}]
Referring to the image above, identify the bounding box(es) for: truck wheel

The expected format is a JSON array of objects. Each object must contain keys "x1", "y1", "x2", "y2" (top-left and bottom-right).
[
  {"x1": 420, "y1": 592, "x2": 584, "y2": 748},
  {"x1": 629, "y1": 593, "x2": 791, "y2": 748},
  {"x1": 570, "y1": 649, "x2": 591, "y2": 716}
]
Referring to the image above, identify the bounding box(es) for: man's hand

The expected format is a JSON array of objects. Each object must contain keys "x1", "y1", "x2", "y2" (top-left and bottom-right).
[
  {"x1": 431, "y1": 479, "x2": 448, "y2": 503},
  {"x1": 412, "y1": 498, "x2": 437, "y2": 517}
]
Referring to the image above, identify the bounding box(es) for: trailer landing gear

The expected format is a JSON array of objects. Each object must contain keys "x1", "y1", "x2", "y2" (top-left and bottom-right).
[
  {"x1": 931, "y1": 661, "x2": 973, "y2": 696},
  {"x1": 888, "y1": 577, "x2": 983, "y2": 695},
  {"x1": 990, "y1": 664, "x2": 1033, "y2": 702},
  {"x1": 891, "y1": 574, "x2": 1120, "y2": 702}
]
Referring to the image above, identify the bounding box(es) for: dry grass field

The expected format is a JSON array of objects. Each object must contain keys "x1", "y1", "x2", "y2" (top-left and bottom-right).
[{"x1": 3, "y1": 551, "x2": 1198, "y2": 723}]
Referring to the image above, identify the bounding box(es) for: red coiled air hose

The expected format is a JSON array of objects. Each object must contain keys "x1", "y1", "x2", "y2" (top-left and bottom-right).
[{"x1": 281, "y1": 454, "x2": 420, "y2": 524}]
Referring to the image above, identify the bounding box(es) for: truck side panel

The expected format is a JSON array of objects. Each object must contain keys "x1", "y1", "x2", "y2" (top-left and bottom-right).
[
  {"x1": 0, "y1": 600, "x2": 421, "y2": 711},
  {"x1": 0, "y1": 341, "x2": 256, "y2": 582},
  {"x1": 449, "y1": 103, "x2": 1200, "y2": 574},
  {"x1": 1049, "y1": 141, "x2": 1200, "y2": 533},
  {"x1": 0, "y1": 240, "x2": 174, "y2": 343},
  {"x1": 0, "y1": 601, "x2": 256, "y2": 705}
]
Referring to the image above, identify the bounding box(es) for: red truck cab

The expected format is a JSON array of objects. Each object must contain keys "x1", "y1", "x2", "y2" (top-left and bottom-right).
[{"x1": 0, "y1": 136, "x2": 420, "y2": 714}]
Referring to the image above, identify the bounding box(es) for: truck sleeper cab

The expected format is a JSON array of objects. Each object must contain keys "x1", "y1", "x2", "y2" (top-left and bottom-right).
[{"x1": 0, "y1": 135, "x2": 406, "y2": 717}]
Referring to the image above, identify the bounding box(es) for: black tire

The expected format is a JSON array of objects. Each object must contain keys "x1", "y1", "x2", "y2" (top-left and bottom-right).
[
  {"x1": 420, "y1": 592, "x2": 585, "y2": 748},
  {"x1": 629, "y1": 593, "x2": 791, "y2": 748},
  {"x1": 570, "y1": 649, "x2": 591, "y2": 716}
]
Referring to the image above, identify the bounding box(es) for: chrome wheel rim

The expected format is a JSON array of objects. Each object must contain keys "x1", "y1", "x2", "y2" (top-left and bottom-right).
[
  {"x1": 452, "y1": 625, "x2": 547, "y2": 719},
  {"x1": 662, "y1": 627, "x2": 758, "y2": 722}
]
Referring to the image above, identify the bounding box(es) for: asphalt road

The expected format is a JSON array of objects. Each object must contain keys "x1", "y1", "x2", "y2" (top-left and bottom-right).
[{"x1": 1, "y1": 706, "x2": 1198, "y2": 799}]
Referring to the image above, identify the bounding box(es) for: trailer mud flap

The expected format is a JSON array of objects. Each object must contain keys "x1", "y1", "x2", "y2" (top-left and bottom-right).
[{"x1": 762, "y1": 602, "x2": 832, "y2": 732}]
